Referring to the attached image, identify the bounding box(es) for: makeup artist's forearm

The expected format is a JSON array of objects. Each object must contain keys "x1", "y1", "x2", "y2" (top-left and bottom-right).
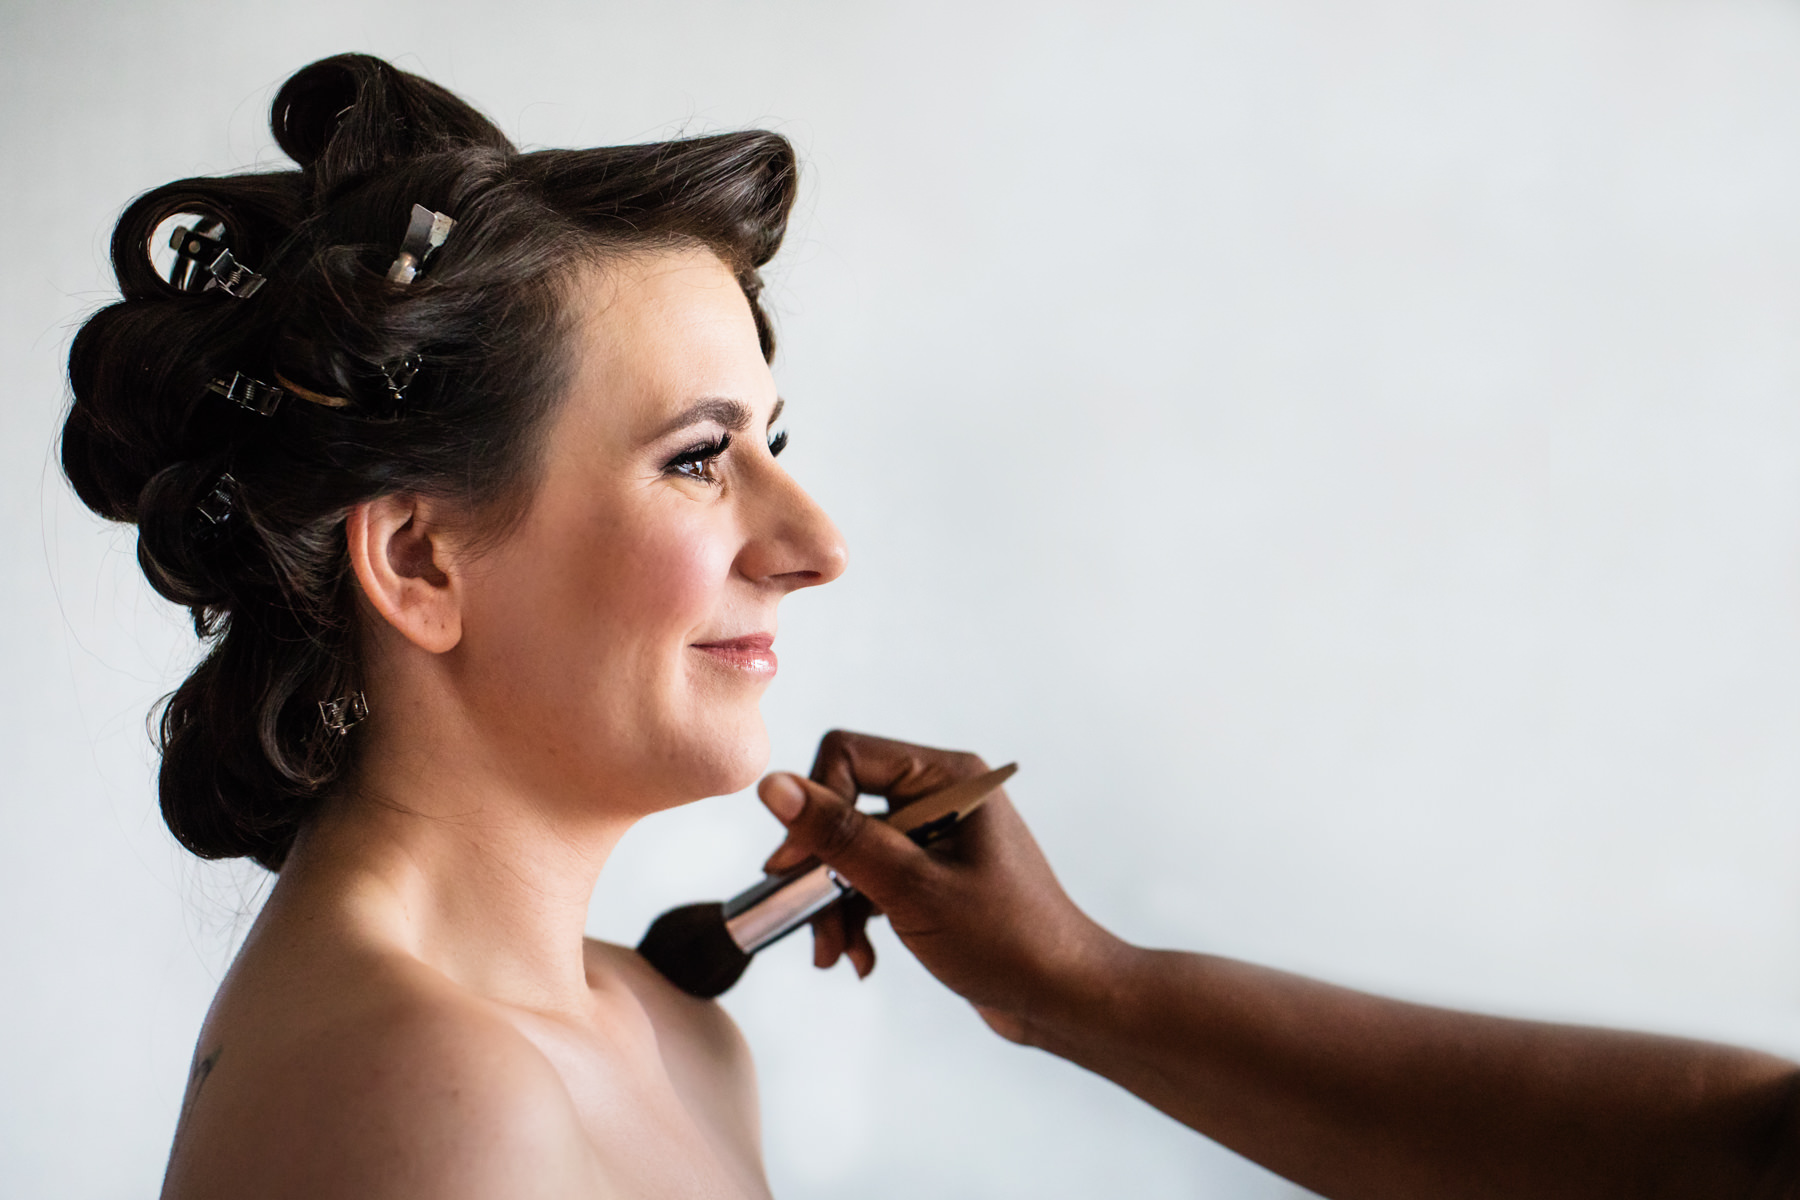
[{"x1": 1020, "y1": 945, "x2": 1800, "y2": 1200}]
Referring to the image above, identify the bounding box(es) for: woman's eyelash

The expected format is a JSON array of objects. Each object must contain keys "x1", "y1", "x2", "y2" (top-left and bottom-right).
[
  {"x1": 663, "y1": 425, "x2": 786, "y2": 482},
  {"x1": 665, "y1": 433, "x2": 731, "y2": 480}
]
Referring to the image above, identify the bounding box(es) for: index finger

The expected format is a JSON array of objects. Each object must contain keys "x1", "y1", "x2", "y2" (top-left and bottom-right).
[{"x1": 809, "y1": 729, "x2": 993, "y2": 813}]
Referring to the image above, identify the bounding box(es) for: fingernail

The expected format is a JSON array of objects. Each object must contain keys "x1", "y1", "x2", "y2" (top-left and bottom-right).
[{"x1": 759, "y1": 773, "x2": 806, "y2": 822}]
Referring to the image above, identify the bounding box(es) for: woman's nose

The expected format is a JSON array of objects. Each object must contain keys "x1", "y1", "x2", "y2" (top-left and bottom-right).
[{"x1": 739, "y1": 468, "x2": 848, "y2": 592}]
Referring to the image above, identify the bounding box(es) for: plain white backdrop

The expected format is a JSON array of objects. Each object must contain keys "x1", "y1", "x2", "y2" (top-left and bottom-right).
[{"x1": 8, "y1": 1, "x2": 1800, "y2": 1196}]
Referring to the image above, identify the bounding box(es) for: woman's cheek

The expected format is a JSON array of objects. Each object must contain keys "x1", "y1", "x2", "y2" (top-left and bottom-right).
[{"x1": 606, "y1": 512, "x2": 738, "y2": 637}]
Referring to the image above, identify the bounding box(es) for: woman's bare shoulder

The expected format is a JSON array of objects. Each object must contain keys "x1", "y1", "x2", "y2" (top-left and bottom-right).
[
  {"x1": 592, "y1": 938, "x2": 753, "y2": 1063},
  {"x1": 589, "y1": 938, "x2": 762, "y2": 1153},
  {"x1": 164, "y1": 952, "x2": 598, "y2": 1200}
]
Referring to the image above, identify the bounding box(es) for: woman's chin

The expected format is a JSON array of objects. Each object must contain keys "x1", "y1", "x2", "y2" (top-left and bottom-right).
[
  {"x1": 715, "y1": 727, "x2": 773, "y2": 797},
  {"x1": 669, "y1": 720, "x2": 771, "y2": 805}
]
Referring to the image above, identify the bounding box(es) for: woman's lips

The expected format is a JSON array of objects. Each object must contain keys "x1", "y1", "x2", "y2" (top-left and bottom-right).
[{"x1": 692, "y1": 634, "x2": 777, "y2": 675}]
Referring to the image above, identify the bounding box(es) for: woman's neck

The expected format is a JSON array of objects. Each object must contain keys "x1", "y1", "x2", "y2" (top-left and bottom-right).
[{"x1": 268, "y1": 736, "x2": 635, "y2": 1015}]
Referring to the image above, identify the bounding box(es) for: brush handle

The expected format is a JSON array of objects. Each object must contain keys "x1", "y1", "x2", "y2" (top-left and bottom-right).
[
  {"x1": 715, "y1": 762, "x2": 1020, "y2": 955},
  {"x1": 886, "y1": 761, "x2": 1018, "y2": 841}
]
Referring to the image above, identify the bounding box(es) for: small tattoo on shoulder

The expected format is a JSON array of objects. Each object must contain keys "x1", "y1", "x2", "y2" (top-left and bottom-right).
[{"x1": 178, "y1": 1045, "x2": 223, "y2": 1125}]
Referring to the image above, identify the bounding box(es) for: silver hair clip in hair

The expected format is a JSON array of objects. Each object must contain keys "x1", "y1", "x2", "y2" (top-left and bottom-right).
[
  {"x1": 386, "y1": 204, "x2": 455, "y2": 285},
  {"x1": 167, "y1": 222, "x2": 265, "y2": 298},
  {"x1": 319, "y1": 691, "x2": 369, "y2": 735},
  {"x1": 194, "y1": 472, "x2": 238, "y2": 531},
  {"x1": 207, "y1": 372, "x2": 289, "y2": 416},
  {"x1": 205, "y1": 249, "x2": 266, "y2": 299}
]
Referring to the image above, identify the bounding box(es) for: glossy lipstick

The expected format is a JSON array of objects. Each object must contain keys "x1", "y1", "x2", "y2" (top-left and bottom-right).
[{"x1": 691, "y1": 634, "x2": 777, "y2": 674}]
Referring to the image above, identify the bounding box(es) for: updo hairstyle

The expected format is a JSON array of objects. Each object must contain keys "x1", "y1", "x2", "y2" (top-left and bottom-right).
[{"x1": 61, "y1": 54, "x2": 798, "y2": 870}]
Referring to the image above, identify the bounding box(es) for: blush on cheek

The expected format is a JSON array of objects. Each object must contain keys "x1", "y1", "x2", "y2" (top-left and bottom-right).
[{"x1": 605, "y1": 513, "x2": 737, "y2": 638}]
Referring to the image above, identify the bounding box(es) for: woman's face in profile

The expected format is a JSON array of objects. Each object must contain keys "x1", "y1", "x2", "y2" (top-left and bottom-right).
[{"x1": 448, "y1": 246, "x2": 845, "y2": 814}]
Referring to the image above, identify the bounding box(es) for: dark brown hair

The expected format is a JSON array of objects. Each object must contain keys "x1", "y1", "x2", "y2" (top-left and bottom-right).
[{"x1": 61, "y1": 54, "x2": 797, "y2": 870}]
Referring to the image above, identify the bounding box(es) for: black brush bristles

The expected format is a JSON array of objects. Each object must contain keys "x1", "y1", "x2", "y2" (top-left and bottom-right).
[{"x1": 636, "y1": 902, "x2": 753, "y2": 999}]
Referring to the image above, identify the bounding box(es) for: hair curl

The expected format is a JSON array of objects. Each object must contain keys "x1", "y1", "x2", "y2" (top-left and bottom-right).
[{"x1": 62, "y1": 54, "x2": 797, "y2": 870}]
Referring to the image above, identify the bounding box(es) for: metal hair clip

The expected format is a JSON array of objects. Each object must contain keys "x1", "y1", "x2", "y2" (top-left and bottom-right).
[
  {"x1": 194, "y1": 472, "x2": 238, "y2": 531},
  {"x1": 167, "y1": 222, "x2": 266, "y2": 298},
  {"x1": 168, "y1": 221, "x2": 226, "y2": 291},
  {"x1": 386, "y1": 204, "x2": 455, "y2": 285},
  {"x1": 207, "y1": 372, "x2": 289, "y2": 416},
  {"x1": 204, "y1": 249, "x2": 266, "y2": 299},
  {"x1": 319, "y1": 691, "x2": 369, "y2": 735}
]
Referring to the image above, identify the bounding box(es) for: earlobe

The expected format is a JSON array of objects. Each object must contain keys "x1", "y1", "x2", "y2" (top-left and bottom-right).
[{"x1": 345, "y1": 496, "x2": 464, "y2": 654}]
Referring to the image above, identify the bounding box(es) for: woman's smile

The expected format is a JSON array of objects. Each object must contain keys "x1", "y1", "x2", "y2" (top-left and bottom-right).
[{"x1": 691, "y1": 633, "x2": 778, "y2": 676}]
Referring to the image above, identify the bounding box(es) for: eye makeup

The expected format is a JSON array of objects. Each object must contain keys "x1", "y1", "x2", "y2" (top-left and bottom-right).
[
  {"x1": 664, "y1": 433, "x2": 732, "y2": 481},
  {"x1": 765, "y1": 397, "x2": 787, "y2": 457},
  {"x1": 659, "y1": 397, "x2": 788, "y2": 481}
]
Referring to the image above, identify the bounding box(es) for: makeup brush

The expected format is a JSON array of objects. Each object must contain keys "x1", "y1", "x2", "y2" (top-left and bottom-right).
[{"x1": 637, "y1": 762, "x2": 1019, "y2": 998}]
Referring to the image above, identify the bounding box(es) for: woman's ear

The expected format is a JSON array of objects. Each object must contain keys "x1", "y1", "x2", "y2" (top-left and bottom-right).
[{"x1": 345, "y1": 494, "x2": 464, "y2": 654}]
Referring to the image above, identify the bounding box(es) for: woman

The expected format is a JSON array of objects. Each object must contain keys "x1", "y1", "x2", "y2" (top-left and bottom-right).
[{"x1": 63, "y1": 54, "x2": 843, "y2": 1198}]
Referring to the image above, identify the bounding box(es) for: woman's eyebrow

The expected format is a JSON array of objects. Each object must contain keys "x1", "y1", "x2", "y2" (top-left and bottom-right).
[{"x1": 651, "y1": 397, "x2": 753, "y2": 439}]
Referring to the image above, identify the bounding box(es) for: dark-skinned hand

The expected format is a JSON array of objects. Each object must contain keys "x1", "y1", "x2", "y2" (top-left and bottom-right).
[
  {"x1": 758, "y1": 734, "x2": 1800, "y2": 1200},
  {"x1": 757, "y1": 729, "x2": 1118, "y2": 1041}
]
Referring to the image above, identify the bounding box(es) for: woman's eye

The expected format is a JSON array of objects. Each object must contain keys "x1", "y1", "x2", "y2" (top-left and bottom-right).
[
  {"x1": 665, "y1": 433, "x2": 731, "y2": 482},
  {"x1": 767, "y1": 428, "x2": 788, "y2": 458}
]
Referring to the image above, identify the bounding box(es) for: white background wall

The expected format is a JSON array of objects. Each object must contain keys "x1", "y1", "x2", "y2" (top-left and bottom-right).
[{"x1": 7, "y1": 1, "x2": 1800, "y2": 1196}]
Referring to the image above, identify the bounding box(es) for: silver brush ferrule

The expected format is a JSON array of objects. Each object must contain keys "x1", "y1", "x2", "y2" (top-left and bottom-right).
[{"x1": 721, "y1": 863, "x2": 849, "y2": 953}]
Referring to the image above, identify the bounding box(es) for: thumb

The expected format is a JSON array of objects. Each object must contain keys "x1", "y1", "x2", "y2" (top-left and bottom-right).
[{"x1": 757, "y1": 773, "x2": 932, "y2": 904}]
